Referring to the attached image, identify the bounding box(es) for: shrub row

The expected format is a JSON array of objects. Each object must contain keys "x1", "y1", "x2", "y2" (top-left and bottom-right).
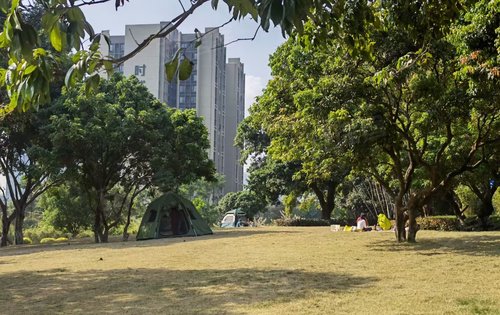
[
  {"x1": 40, "y1": 237, "x2": 69, "y2": 244},
  {"x1": 274, "y1": 218, "x2": 330, "y2": 226},
  {"x1": 417, "y1": 215, "x2": 500, "y2": 231},
  {"x1": 24, "y1": 227, "x2": 71, "y2": 244},
  {"x1": 416, "y1": 216, "x2": 461, "y2": 231}
]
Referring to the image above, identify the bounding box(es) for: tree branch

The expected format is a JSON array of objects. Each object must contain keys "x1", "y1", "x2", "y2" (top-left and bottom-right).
[
  {"x1": 75, "y1": 0, "x2": 111, "y2": 8},
  {"x1": 434, "y1": 121, "x2": 452, "y2": 166},
  {"x1": 221, "y1": 25, "x2": 261, "y2": 48}
]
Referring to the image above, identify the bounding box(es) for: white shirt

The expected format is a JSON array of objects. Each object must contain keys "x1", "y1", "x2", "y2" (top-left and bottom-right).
[{"x1": 357, "y1": 218, "x2": 367, "y2": 230}]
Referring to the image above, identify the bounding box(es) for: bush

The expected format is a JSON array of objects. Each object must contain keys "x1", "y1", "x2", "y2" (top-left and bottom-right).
[
  {"x1": 109, "y1": 218, "x2": 142, "y2": 236},
  {"x1": 76, "y1": 230, "x2": 94, "y2": 238},
  {"x1": 24, "y1": 227, "x2": 70, "y2": 244},
  {"x1": 460, "y1": 215, "x2": 500, "y2": 231},
  {"x1": 40, "y1": 237, "x2": 57, "y2": 244},
  {"x1": 417, "y1": 216, "x2": 461, "y2": 231},
  {"x1": 23, "y1": 237, "x2": 32, "y2": 244},
  {"x1": 40, "y1": 237, "x2": 69, "y2": 244},
  {"x1": 490, "y1": 216, "x2": 500, "y2": 230},
  {"x1": 274, "y1": 217, "x2": 330, "y2": 226}
]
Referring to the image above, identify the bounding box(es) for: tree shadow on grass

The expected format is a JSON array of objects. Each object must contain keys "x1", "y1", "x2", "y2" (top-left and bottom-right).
[
  {"x1": 367, "y1": 234, "x2": 500, "y2": 257},
  {"x1": 0, "y1": 229, "x2": 297, "y2": 257},
  {"x1": 0, "y1": 268, "x2": 378, "y2": 314}
]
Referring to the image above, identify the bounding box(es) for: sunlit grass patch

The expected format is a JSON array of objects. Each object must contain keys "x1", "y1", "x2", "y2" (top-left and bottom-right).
[{"x1": 0, "y1": 227, "x2": 499, "y2": 314}]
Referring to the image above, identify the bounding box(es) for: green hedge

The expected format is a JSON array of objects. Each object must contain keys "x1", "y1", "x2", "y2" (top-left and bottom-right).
[
  {"x1": 40, "y1": 238, "x2": 57, "y2": 244},
  {"x1": 274, "y1": 218, "x2": 330, "y2": 226},
  {"x1": 24, "y1": 227, "x2": 71, "y2": 244},
  {"x1": 40, "y1": 237, "x2": 69, "y2": 244},
  {"x1": 416, "y1": 216, "x2": 461, "y2": 231}
]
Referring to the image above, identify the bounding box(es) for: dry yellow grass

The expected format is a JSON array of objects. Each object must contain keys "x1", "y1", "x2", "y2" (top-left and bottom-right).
[{"x1": 0, "y1": 227, "x2": 499, "y2": 315}]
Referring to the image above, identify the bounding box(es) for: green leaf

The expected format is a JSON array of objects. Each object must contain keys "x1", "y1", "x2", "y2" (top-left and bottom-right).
[
  {"x1": 24, "y1": 65, "x2": 37, "y2": 75},
  {"x1": 0, "y1": 0, "x2": 8, "y2": 13},
  {"x1": 165, "y1": 59, "x2": 178, "y2": 82},
  {"x1": 89, "y1": 33, "x2": 101, "y2": 51},
  {"x1": 42, "y1": 12, "x2": 59, "y2": 34},
  {"x1": 50, "y1": 23, "x2": 63, "y2": 52},
  {"x1": 103, "y1": 60, "x2": 114, "y2": 75},
  {"x1": 11, "y1": 11, "x2": 22, "y2": 30},
  {"x1": 10, "y1": 0, "x2": 19, "y2": 13},
  {"x1": 225, "y1": 0, "x2": 258, "y2": 20},
  {"x1": 165, "y1": 49, "x2": 181, "y2": 82},
  {"x1": 101, "y1": 32, "x2": 111, "y2": 49},
  {"x1": 85, "y1": 73, "x2": 100, "y2": 94},
  {"x1": 194, "y1": 28, "x2": 202, "y2": 48},
  {"x1": 0, "y1": 31, "x2": 8, "y2": 47},
  {"x1": 269, "y1": 0, "x2": 283, "y2": 26},
  {"x1": 83, "y1": 21, "x2": 95, "y2": 39},
  {"x1": 64, "y1": 66, "x2": 75, "y2": 87},
  {"x1": 66, "y1": 7, "x2": 85, "y2": 22},
  {"x1": 178, "y1": 58, "x2": 194, "y2": 81}
]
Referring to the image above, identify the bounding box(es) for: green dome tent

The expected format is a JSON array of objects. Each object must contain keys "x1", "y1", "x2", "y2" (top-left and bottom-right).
[{"x1": 136, "y1": 192, "x2": 213, "y2": 240}]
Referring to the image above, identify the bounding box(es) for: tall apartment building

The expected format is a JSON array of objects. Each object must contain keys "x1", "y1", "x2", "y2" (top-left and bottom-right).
[
  {"x1": 196, "y1": 28, "x2": 226, "y2": 178},
  {"x1": 100, "y1": 24, "x2": 244, "y2": 195},
  {"x1": 224, "y1": 58, "x2": 245, "y2": 193}
]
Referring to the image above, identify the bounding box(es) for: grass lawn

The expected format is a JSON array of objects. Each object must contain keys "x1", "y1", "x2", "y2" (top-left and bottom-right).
[{"x1": 1, "y1": 227, "x2": 499, "y2": 315}]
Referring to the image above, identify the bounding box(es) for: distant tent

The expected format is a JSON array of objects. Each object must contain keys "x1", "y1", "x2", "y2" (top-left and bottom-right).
[
  {"x1": 220, "y1": 209, "x2": 248, "y2": 228},
  {"x1": 136, "y1": 192, "x2": 213, "y2": 240}
]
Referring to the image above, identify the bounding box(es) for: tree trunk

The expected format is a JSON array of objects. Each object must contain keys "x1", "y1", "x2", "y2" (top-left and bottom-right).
[
  {"x1": 478, "y1": 197, "x2": 494, "y2": 229},
  {"x1": 407, "y1": 204, "x2": 418, "y2": 243},
  {"x1": 122, "y1": 197, "x2": 135, "y2": 242},
  {"x1": 99, "y1": 197, "x2": 110, "y2": 243},
  {"x1": 93, "y1": 209, "x2": 101, "y2": 243},
  {"x1": 394, "y1": 195, "x2": 406, "y2": 242},
  {"x1": 321, "y1": 206, "x2": 333, "y2": 221},
  {"x1": 122, "y1": 217, "x2": 131, "y2": 242},
  {"x1": 406, "y1": 193, "x2": 422, "y2": 243},
  {"x1": 1, "y1": 216, "x2": 10, "y2": 247},
  {"x1": 99, "y1": 227, "x2": 109, "y2": 243},
  {"x1": 447, "y1": 191, "x2": 465, "y2": 224},
  {"x1": 283, "y1": 192, "x2": 297, "y2": 217},
  {"x1": 1, "y1": 204, "x2": 16, "y2": 247},
  {"x1": 93, "y1": 189, "x2": 107, "y2": 243},
  {"x1": 311, "y1": 181, "x2": 337, "y2": 222},
  {"x1": 469, "y1": 181, "x2": 497, "y2": 230},
  {"x1": 14, "y1": 210, "x2": 25, "y2": 245}
]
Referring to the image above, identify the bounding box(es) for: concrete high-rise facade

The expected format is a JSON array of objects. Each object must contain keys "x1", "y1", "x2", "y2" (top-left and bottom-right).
[
  {"x1": 101, "y1": 25, "x2": 243, "y2": 195},
  {"x1": 224, "y1": 58, "x2": 245, "y2": 193},
  {"x1": 196, "y1": 28, "x2": 226, "y2": 178}
]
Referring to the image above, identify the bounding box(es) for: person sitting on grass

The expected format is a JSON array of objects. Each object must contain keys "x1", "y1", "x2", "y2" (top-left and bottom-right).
[{"x1": 356, "y1": 213, "x2": 372, "y2": 231}]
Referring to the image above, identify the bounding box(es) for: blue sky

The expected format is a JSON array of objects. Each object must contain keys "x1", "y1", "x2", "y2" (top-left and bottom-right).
[{"x1": 82, "y1": 0, "x2": 286, "y2": 111}]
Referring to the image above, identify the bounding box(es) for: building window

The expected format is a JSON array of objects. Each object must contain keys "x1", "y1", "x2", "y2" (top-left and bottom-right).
[{"x1": 135, "y1": 64, "x2": 146, "y2": 76}]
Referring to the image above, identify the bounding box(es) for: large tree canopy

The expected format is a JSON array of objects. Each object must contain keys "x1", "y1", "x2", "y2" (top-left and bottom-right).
[
  {"x1": 0, "y1": 109, "x2": 61, "y2": 246},
  {"x1": 238, "y1": 39, "x2": 364, "y2": 220},
  {"x1": 47, "y1": 74, "x2": 215, "y2": 242},
  {"x1": 240, "y1": 0, "x2": 499, "y2": 242}
]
